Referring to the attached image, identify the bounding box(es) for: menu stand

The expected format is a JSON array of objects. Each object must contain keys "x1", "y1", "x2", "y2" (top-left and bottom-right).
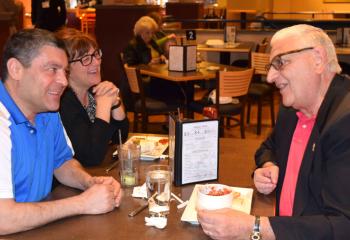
[
  {"x1": 168, "y1": 45, "x2": 197, "y2": 72},
  {"x1": 169, "y1": 113, "x2": 219, "y2": 186}
]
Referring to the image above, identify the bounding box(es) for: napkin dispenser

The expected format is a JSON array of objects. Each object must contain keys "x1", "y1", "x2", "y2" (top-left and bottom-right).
[{"x1": 168, "y1": 45, "x2": 197, "y2": 72}]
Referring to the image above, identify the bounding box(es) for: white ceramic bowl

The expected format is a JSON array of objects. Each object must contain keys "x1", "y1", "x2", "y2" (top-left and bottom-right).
[
  {"x1": 206, "y1": 39, "x2": 224, "y2": 48},
  {"x1": 196, "y1": 184, "x2": 233, "y2": 210}
]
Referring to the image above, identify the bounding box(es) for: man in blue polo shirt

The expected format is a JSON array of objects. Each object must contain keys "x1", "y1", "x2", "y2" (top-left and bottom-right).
[{"x1": 0, "y1": 28, "x2": 122, "y2": 235}]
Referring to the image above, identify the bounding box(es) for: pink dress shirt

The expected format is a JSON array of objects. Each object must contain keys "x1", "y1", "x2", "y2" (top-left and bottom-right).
[{"x1": 279, "y1": 112, "x2": 316, "y2": 216}]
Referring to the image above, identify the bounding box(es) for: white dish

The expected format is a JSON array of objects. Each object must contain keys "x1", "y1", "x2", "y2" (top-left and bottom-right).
[
  {"x1": 181, "y1": 184, "x2": 253, "y2": 224},
  {"x1": 113, "y1": 135, "x2": 169, "y2": 161},
  {"x1": 207, "y1": 44, "x2": 225, "y2": 48},
  {"x1": 197, "y1": 184, "x2": 233, "y2": 210},
  {"x1": 206, "y1": 66, "x2": 220, "y2": 71},
  {"x1": 206, "y1": 39, "x2": 224, "y2": 48},
  {"x1": 224, "y1": 42, "x2": 240, "y2": 48}
]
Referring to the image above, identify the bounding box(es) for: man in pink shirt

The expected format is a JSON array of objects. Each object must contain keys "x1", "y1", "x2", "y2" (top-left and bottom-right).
[{"x1": 198, "y1": 24, "x2": 350, "y2": 240}]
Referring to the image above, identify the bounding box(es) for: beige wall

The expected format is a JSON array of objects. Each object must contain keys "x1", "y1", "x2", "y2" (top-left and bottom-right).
[
  {"x1": 271, "y1": 0, "x2": 350, "y2": 19},
  {"x1": 225, "y1": 0, "x2": 350, "y2": 19},
  {"x1": 274, "y1": 0, "x2": 350, "y2": 12},
  {"x1": 225, "y1": 0, "x2": 350, "y2": 14},
  {"x1": 227, "y1": 0, "x2": 272, "y2": 12}
]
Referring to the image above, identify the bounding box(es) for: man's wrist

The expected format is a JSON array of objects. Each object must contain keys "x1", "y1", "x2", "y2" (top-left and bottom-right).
[
  {"x1": 250, "y1": 216, "x2": 261, "y2": 240},
  {"x1": 262, "y1": 161, "x2": 277, "y2": 168}
]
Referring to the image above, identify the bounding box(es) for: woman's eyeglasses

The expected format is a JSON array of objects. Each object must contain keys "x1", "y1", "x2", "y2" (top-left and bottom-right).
[
  {"x1": 265, "y1": 47, "x2": 314, "y2": 72},
  {"x1": 69, "y1": 49, "x2": 102, "y2": 66}
]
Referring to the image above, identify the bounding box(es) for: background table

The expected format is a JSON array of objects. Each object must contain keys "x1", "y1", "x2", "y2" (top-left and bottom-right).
[
  {"x1": 140, "y1": 61, "x2": 239, "y2": 82},
  {"x1": 6, "y1": 138, "x2": 275, "y2": 240},
  {"x1": 197, "y1": 42, "x2": 254, "y2": 65}
]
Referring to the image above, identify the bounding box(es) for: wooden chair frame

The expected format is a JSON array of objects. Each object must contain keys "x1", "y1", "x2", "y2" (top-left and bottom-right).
[
  {"x1": 123, "y1": 64, "x2": 176, "y2": 132},
  {"x1": 216, "y1": 68, "x2": 254, "y2": 138},
  {"x1": 247, "y1": 52, "x2": 275, "y2": 135}
]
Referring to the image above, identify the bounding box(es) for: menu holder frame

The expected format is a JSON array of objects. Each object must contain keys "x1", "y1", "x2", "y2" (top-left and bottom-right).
[
  {"x1": 169, "y1": 113, "x2": 219, "y2": 186},
  {"x1": 168, "y1": 45, "x2": 197, "y2": 72},
  {"x1": 224, "y1": 25, "x2": 236, "y2": 44}
]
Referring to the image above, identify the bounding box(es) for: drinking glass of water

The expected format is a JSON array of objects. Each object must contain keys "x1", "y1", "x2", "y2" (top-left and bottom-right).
[
  {"x1": 146, "y1": 165, "x2": 172, "y2": 216},
  {"x1": 119, "y1": 143, "x2": 140, "y2": 187}
]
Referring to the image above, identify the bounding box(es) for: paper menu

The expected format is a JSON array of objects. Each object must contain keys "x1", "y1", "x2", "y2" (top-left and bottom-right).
[
  {"x1": 169, "y1": 113, "x2": 219, "y2": 186},
  {"x1": 181, "y1": 121, "x2": 218, "y2": 184}
]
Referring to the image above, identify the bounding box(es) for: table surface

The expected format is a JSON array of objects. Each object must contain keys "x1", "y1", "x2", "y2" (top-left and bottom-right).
[
  {"x1": 140, "y1": 61, "x2": 241, "y2": 82},
  {"x1": 6, "y1": 138, "x2": 275, "y2": 240},
  {"x1": 197, "y1": 42, "x2": 254, "y2": 53}
]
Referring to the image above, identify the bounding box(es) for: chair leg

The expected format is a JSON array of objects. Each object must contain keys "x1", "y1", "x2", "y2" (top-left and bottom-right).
[
  {"x1": 240, "y1": 111, "x2": 245, "y2": 139},
  {"x1": 133, "y1": 112, "x2": 138, "y2": 132},
  {"x1": 270, "y1": 94, "x2": 275, "y2": 127},
  {"x1": 226, "y1": 117, "x2": 231, "y2": 129},
  {"x1": 219, "y1": 117, "x2": 225, "y2": 138},
  {"x1": 141, "y1": 114, "x2": 148, "y2": 133},
  {"x1": 246, "y1": 101, "x2": 251, "y2": 124},
  {"x1": 257, "y1": 100, "x2": 262, "y2": 135}
]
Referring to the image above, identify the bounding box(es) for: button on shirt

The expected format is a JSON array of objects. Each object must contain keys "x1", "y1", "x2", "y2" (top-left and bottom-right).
[
  {"x1": 0, "y1": 81, "x2": 74, "y2": 202},
  {"x1": 279, "y1": 111, "x2": 316, "y2": 216}
]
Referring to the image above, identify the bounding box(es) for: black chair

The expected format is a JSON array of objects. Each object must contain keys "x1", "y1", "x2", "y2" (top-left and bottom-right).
[
  {"x1": 123, "y1": 64, "x2": 179, "y2": 132},
  {"x1": 189, "y1": 68, "x2": 254, "y2": 138}
]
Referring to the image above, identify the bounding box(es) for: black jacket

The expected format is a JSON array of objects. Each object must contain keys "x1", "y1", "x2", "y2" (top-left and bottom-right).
[
  {"x1": 255, "y1": 74, "x2": 350, "y2": 240},
  {"x1": 123, "y1": 35, "x2": 163, "y2": 66},
  {"x1": 59, "y1": 87, "x2": 129, "y2": 167}
]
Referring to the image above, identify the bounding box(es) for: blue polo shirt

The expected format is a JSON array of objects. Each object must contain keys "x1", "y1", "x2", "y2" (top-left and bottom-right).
[{"x1": 0, "y1": 81, "x2": 74, "y2": 202}]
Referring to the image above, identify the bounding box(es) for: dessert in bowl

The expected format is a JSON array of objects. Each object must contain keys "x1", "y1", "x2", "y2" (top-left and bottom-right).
[{"x1": 196, "y1": 184, "x2": 233, "y2": 210}]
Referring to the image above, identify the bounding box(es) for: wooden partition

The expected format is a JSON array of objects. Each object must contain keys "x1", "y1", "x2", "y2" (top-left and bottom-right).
[
  {"x1": 0, "y1": 15, "x2": 12, "y2": 77},
  {"x1": 165, "y1": 2, "x2": 204, "y2": 29},
  {"x1": 95, "y1": 4, "x2": 159, "y2": 110}
]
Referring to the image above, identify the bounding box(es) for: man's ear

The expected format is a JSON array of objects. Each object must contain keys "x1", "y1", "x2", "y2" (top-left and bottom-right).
[
  {"x1": 6, "y1": 58, "x2": 24, "y2": 81},
  {"x1": 312, "y1": 46, "x2": 327, "y2": 74}
]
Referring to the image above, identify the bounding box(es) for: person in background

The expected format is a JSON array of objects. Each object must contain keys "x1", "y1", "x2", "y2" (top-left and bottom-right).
[
  {"x1": 123, "y1": 16, "x2": 186, "y2": 106},
  {"x1": 123, "y1": 16, "x2": 165, "y2": 66},
  {"x1": 198, "y1": 24, "x2": 350, "y2": 239},
  {"x1": 147, "y1": 11, "x2": 176, "y2": 58},
  {"x1": 31, "y1": 0, "x2": 66, "y2": 32},
  {"x1": 57, "y1": 27, "x2": 128, "y2": 167},
  {"x1": 0, "y1": 28, "x2": 122, "y2": 235}
]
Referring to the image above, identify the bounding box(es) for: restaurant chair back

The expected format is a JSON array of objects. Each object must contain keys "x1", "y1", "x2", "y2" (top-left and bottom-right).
[
  {"x1": 246, "y1": 52, "x2": 275, "y2": 135},
  {"x1": 189, "y1": 68, "x2": 253, "y2": 138},
  {"x1": 124, "y1": 64, "x2": 141, "y2": 95},
  {"x1": 77, "y1": 8, "x2": 96, "y2": 34},
  {"x1": 218, "y1": 69, "x2": 253, "y2": 99},
  {"x1": 218, "y1": 69, "x2": 253, "y2": 138},
  {"x1": 123, "y1": 64, "x2": 178, "y2": 132},
  {"x1": 251, "y1": 52, "x2": 270, "y2": 75},
  {"x1": 231, "y1": 38, "x2": 268, "y2": 67}
]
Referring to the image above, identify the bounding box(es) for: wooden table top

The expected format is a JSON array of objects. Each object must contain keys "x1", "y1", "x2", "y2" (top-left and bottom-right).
[
  {"x1": 197, "y1": 42, "x2": 254, "y2": 53},
  {"x1": 140, "y1": 61, "x2": 241, "y2": 82},
  {"x1": 6, "y1": 138, "x2": 275, "y2": 240}
]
